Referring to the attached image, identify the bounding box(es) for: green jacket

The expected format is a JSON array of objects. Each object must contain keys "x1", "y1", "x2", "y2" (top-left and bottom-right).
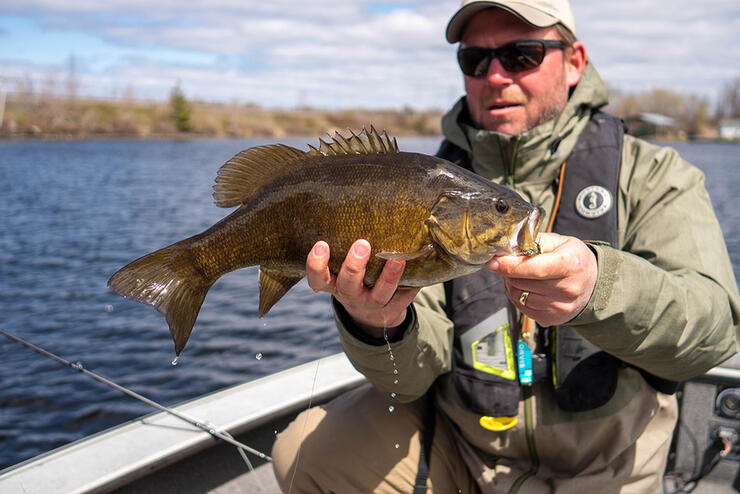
[{"x1": 334, "y1": 63, "x2": 740, "y2": 491}]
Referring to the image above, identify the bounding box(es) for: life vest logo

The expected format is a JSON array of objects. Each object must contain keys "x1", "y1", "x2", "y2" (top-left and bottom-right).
[{"x1": 575, "y1": 185, "x2": 612, "y2": 219}]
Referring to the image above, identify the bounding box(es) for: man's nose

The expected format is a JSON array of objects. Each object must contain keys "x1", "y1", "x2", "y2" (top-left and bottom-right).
[{"x1": 485, "y1": 57, "x2": 514, "y2": 85}]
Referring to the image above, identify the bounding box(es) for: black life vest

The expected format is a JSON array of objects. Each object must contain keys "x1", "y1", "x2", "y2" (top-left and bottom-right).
[{"x1": 437, "y1": 112, "x2": 678, "y2": 416}]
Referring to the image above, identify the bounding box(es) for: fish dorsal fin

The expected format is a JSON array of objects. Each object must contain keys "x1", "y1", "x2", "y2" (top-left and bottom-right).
[
  {"x1": 214, "y1": 126, "x2": 398, "y2": 208},
  {"x1": 213, "y1": 143, "x2": 305, "y2": 208},
  {"x1": 307, "y1": 125, "x2": 398, "y2": 157}
]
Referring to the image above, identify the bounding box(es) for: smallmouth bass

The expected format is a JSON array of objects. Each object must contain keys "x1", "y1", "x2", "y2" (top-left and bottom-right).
[{"x1": 108, "y1": 127, "x2": 545, "y2": 354}]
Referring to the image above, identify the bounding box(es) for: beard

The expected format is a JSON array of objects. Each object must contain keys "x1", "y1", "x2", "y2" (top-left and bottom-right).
[{"x1": 524, "y1": 83, "x2": 569, "y2": 132}]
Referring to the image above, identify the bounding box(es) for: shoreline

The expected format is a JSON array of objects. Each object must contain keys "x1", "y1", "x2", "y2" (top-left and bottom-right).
[
  {"x1": 4, "y1": 132, "x2": 736, "y2": 144},
  {"x1": 0, "y1": 129, "x2": 443, "y2": 142}
]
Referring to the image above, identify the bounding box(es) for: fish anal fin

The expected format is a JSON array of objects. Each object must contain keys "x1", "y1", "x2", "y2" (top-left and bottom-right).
[
  {"x1": 375, "y1": 244, "x2": 434, "y2": 261},
  {"x1": 258, "y1": 268, "x2": 303, "y2": 317},
  {"x1": 213, "y1": 144, "x2": 306, "y2": 208}
]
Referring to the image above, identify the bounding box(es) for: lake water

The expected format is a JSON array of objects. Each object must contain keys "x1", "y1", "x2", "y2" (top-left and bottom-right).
[{"x1": 0, "y1": 136, "x2": 738, "y2": 470}]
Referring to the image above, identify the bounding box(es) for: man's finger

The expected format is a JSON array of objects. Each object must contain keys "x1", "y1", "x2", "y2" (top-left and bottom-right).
[
  {"x1": 489, "y1": 250, "x2": 572, "y2": 280},
  {"x1": 305, "y1": 241, "x2": 334, "y2": 292},
  {"x1": 386, "y1": 288, "x2": 420, "y2": 317},
  {"x1": 335, "y1": 239, "x2": 372, "y2": 298},
  {"x1": 370, "y1": 260, "x2": 406, "y2": 306}
]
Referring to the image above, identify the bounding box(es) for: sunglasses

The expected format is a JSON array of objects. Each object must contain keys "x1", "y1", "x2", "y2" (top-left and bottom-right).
[{"x1": 457, "y1": 40, "x2": 568, "y2": 77}]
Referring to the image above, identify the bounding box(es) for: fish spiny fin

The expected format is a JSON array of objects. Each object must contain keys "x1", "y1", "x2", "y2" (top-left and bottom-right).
[
  {"x1": 213, "y1": 143, "x2": 306, "y2": 208},
  {"x1": 310, "y1": 126, "x2": 398, "y2": 157},
  {"x1": 107, "y1": 240, "x2": 214, "y2": 355},
  {"x1": 258, "y1": 268, "x2": 303, "y2": 317}
]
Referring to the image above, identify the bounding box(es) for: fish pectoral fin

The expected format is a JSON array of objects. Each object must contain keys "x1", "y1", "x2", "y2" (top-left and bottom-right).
[
  {"x1": 258, "y1": 268, "x2": 304, "y2": 317},
  {"x1": 375, "y1": 244, "x2": 434, "y2": 261}
]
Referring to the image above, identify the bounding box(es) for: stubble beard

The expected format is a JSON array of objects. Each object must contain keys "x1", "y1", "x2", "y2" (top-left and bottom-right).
[
  {"x1": 473, "y1": 70, "x2": 571, "y2": 136},
  {"x1": 526, "y1": 85, "x2": 569, "y2": 132}
]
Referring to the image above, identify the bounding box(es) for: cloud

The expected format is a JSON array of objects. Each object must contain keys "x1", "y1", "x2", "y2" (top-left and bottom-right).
[
  {"x1": 0, "y1": 0, "x2": 738, "y2": 109},
  {"x1": 572, "y1": 0, "x2": 740, "y2": 97}
]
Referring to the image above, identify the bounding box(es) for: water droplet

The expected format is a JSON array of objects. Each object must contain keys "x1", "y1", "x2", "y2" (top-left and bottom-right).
[
  {"x1": 255, "y1": 353, "x2": 263, "y2": 360},
  {"x1": 388, "y1": 405, "x2": 395, "y2": 413},
  {"x1": 394, "y1": 443, "x2": 400, "y2": 449},
  {"x1": 171, "y1": 356, "x2": 179, "y2": 366},
  {"x1": 391, "y1": 392, "x2": 397, "y2": 399},
  {"x1": 393, "y1": 379, "x2": 399, "y2": 385},
  {"x1": 274, "y1": 430, "x2": 278, "y2": 435},
  {"x1": 393, "y1": 369, "x2": 398, "y2": 375},
  {"x1": 104, "y1": 304, "x2": 114, "y2": 312},
  {"x1": 389, "y1": 354, "x2": 394, "y2": 361}
]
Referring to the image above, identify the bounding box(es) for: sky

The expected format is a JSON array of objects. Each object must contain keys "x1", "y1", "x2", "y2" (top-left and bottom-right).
[{"x1": 1, "y1": 0, "x2": 738, "y2": 110}]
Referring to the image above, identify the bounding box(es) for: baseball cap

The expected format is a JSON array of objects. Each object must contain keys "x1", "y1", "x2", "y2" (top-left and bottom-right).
[{"x1": 446, "y1": 0, "x2": 576, "y2": 43}]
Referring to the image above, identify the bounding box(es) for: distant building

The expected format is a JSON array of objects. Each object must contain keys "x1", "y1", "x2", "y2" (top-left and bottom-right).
[
  {"x1": 718, "y1": 119, "x2": 740, "y2": 140},
  {"x1": 624, "y1": 112, "x2": 679, "y2": 138}
]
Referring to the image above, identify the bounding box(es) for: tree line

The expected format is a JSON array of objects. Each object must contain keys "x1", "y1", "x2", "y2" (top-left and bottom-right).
[{"x1": 2, "y1": 76, "x2": 738, "y2": 139}]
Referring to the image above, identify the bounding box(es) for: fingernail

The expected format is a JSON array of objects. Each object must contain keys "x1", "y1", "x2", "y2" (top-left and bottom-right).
[
  {"x1": 389, "y1": 261, "x2": 403, "y2": 273},
  {"x1": 353, "y1": 242, "x2": 370, "y2": 258},
  {"x1": 488, "y1": 259, "x2": 500, "y2": 271},
  {"x1": 313, "y1": 242, "x2": 328, "y2": 257}
]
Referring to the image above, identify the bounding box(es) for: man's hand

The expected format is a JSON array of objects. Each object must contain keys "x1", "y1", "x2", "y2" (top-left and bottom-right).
[
  {"x1": 305, "y1": 239, "x2": 420, "y2": 339},
  {"x1": 487, "y1": 232, "x2": 598, "y2": 327}
]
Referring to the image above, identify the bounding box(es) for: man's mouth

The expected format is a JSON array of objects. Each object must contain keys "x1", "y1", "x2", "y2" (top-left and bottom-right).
[{"x1": 488, "y1": 102, "x2": 520, "y2": 110}]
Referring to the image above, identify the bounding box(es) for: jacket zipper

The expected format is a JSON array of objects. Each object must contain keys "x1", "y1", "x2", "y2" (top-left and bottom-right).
[
  {"x1": 504, "y1": 136, "x2": 538, "y2": 493},
  {"x1": 508, "y1": 388, "x2": 539, "y2": 493},
  {"x1": 504, "y1": 137, "x2": 520, "y2": 188}
]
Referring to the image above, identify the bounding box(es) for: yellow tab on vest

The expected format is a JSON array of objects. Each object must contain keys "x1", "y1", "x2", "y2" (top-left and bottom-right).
[{"x1": 479, "y1": 415, "x2": 517, "y2": 431}]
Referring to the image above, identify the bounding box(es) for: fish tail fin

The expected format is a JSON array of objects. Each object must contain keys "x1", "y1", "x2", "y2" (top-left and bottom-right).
[{"x1": 108, "y1": 241, "x2": 213, "y2": 355}]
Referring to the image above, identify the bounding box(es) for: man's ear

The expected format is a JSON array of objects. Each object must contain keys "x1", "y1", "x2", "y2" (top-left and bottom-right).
[{"x1": 565, "y1": 41, "x2": 587, "y2": 88}]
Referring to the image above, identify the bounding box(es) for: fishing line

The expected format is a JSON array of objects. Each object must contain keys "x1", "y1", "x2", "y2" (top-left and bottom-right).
[
  {"x1": 287, "y1": 357, "x2": 322, "y2": 494},
  {"x1": 0, "y1": 328, "x2": 273, "y2": 465}
]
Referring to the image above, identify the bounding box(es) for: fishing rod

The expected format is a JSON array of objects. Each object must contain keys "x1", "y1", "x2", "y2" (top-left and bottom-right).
[{"x1": 0, "y1": 328, "x2": 272, "y2": 462}]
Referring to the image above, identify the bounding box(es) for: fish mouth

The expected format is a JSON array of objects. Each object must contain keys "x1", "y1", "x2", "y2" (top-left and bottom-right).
[{"x1": 512, "y1": 207, "x2": 545, "y2": 256}]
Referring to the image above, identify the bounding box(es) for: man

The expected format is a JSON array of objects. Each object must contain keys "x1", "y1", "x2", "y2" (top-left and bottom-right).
[{"x1": 272, "y1": 1, "x2": 740, "y2": 492}]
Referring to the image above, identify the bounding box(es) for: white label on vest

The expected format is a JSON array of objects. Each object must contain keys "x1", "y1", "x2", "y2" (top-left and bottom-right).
[{"x1": 575, "y1": 185, "x2": 612, "y2": 219}]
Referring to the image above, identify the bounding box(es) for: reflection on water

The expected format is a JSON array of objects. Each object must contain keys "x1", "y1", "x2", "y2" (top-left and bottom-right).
[{"x1": 0, "y1": 136, "x2": 738, "y2": 469}]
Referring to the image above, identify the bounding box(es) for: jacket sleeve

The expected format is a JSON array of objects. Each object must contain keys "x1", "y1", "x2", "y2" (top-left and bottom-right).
[
  {"x1": 570, "y1": 137, "x2": 740, "y2": 381},
  {"x1": 334, "y1": 283, "x2": 454, "y2": 402}
]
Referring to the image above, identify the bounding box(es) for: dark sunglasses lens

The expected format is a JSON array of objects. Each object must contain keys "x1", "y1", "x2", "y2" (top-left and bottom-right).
[
  {"x1": 498, "y1": 42, "x2": 545, "y2": 72},
  {"x1": 458, "y1": 48, "x2": 491, "y2": 77}
]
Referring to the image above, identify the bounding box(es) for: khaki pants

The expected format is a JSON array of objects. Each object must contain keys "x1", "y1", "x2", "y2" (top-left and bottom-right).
[
  {"x1": 272, "y1": 383, "x2": 479, "y2": 494},
  {"x1": 271, "y1": 381, "x2": 676, "y2": 494}
]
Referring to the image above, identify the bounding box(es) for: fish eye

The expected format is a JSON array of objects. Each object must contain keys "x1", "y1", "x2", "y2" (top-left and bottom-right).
[{"x1": 495, "y1": 199, "x2": 509, "y2": 213}]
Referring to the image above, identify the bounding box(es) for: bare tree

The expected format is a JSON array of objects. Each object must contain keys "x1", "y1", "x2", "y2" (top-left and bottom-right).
[
  {"x1": 607, "y1": 87, "x2": 710, "y2": 134},
  {"x1": 66, "y1": 54, "x2": 78, "y2": 102},
  {"x1": 716, "y1": 78, "x2": 740, "y2": 119}
]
